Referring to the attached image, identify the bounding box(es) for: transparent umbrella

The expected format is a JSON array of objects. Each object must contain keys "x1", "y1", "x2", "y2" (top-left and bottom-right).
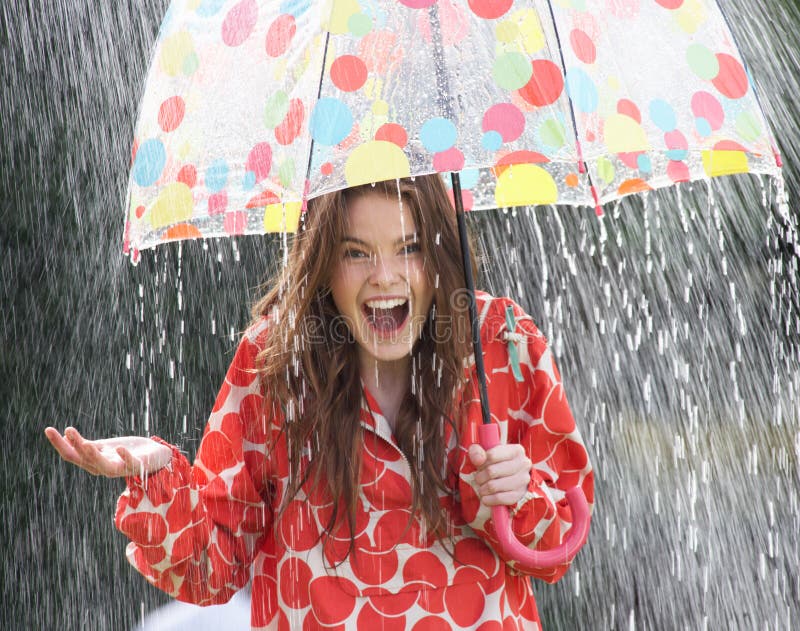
[{"x1": 121, "y1": 0, "x2": 781, "y2": 570}]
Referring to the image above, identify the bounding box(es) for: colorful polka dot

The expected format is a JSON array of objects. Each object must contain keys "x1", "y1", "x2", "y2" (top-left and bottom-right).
[
  {"x1": 330, "y1": 55, "x2": 368, "y2": 92},
  {"x1": 420, "y1": 118, "x2": 458, "y2": 153},
  {"x1": 309, "y1": 98, "x2": 353, "y2": 146},
  {"x1": 132, "y1": 139, "x2": 166, "y2": 187}
]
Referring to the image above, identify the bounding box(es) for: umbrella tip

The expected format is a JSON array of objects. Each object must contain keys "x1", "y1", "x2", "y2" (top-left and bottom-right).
[
  {"x1": 595, "y1": 204, "x2": 604, "y2": 218},
  {"x1": 774, "y1": 149, "x2": 783, "y2": 168}
]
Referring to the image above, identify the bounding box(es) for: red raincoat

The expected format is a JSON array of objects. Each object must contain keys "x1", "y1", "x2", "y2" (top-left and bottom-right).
[{"x1": 115, "y1": 292, "x2": 594, "y2": 630}]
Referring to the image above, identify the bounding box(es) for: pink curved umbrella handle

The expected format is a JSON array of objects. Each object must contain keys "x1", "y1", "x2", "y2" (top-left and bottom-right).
[{"x1": 478, "y1": 424, "x2": 591, "y2": 570}]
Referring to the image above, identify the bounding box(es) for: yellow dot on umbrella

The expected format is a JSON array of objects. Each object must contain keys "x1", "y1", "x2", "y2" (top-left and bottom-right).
[
  {"x1": 372, "y1": 99, "x2": 389, "y2": 116},
  {"x1": 322, "y1": 0, "x2": 361, "y2": 34},
  {"x1": 565, "y1": 173, "x2": 579, "y2": 187},
  {"x1": 344, "y1": 140, "x2": 410, "y2": 187},
  {"x1": 263, "y1": 201, "x2": 302, "y2": 233},
  {"x1": 186, "y1": 0, "x2": 201, "y2": 9},
  {"x1": 603, "y1": 114, "x2": 650, "y2": 153},
  {"x1": 495, "y1": 20, "x2": 519, "y2": 43},
  {"x1": 159, "y1": 31, "x2": 194, "y2": 77},
  {"x1": 515, "y1": 9, "x2": 545, "y2": 54},
  {"x1": 494, "y1": 164, "x2": 558, "y2": 207},
  {"x1": 606, "y1": 76, "x2": 620, "y2": 90},
  {"x1": 676, "y1": 0, "x2": 707, "y2": 34},
  {"x1": 701, "y1": 150, "x2": 749, "y2": 178},
  {"x1": 149, "y1": 182, "x2": 194, "y2": 228}
]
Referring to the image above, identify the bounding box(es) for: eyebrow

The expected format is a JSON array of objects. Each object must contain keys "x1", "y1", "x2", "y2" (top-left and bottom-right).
[{"x1": 341, "y1": 234, "x2": 419, "y2": 246}]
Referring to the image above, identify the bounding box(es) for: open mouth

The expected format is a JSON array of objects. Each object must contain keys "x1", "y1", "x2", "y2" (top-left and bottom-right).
[{"x1": 362, "y1": 298, "x2": 410, "y2": 336}]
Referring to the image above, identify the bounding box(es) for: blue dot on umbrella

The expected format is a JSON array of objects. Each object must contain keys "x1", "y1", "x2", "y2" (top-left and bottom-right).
[
  {"x1": 132, "y1": 138, "x2": 166, "y2": 187},
  {"x1": 649, "y1": 99, "x2": 676, "y2": 132},
  {"x1": 695, "y1": 117, "x2": 712, "y2": 137},
  {"x1": 242, "y1": 170, "x2": 256, "y2": 191},
  {"x1": 459, "y1": 167, "x2": 481, "y2": 189},
  {"x1": 420, "y1": 118, "x2": 457, "y2": 153},
  {"x1": 481, "y1": 131, "x2": 503, "y2": 152},
  {"x1": 565, "y1": 68, "x2": 598, "y2": 113},
  {"x1": 280, "y1": 0, "x2": 311, "y2": 17},
  {"x1": 666, "y1": 148, "x2": 688, "y2": 161},
  {"x1": 637, "y1": 154, "x2": 652, "y2": 173},
  {"x1": 205, "y1": 159, "x2": 229, "y2": 193},
  {"x1": 195, "y1": 0, "x2": 226, "y2": 17},
  {"x1": 310, "y1": 98, "x2": 353, "y2": 146}
]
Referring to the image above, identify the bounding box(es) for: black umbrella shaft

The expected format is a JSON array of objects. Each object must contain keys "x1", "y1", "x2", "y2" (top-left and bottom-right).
[{"x1": 451, "y1": 173, "x2": 492, "y2": 427}]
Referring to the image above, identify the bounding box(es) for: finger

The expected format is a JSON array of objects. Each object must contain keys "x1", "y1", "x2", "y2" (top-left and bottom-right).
[
  {"x1": 468, "y1": 444, "x2": 487, "y2": 468},
  {"x1": 477, "y1": 489, "x2": 528, "y2": 507},
  {"x1": 474, "y1": 457, "x2": 531, "y2": 486},
  {"x1": 478, "y1": 469, "x2": 531, "y2": 498},
  {"x1": 44, "y1": 427, "x2": 82, "y2": 464},
  {"x1": 65, "y1": 428, "x2": 117, "y2": 476},
  {"x1": 116, "y1": 446, "x2": 144, "y2": 477},
  {"x1": 482, "y1": 443, "x2": 527, "y2": 466}
]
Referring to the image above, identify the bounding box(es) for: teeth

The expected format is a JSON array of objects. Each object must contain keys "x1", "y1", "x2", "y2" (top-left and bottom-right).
[{"x1": 365, "y1": 298, "x2": 407, "y2": 310}]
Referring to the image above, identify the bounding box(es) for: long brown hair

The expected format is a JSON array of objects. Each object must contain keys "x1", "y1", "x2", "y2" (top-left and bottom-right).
[{"x1": 251, "y1": 174, "x2": 478, "y2": 554}]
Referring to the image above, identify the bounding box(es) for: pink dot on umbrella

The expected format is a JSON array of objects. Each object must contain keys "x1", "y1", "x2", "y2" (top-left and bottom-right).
[
  {"x1": 468, "y1": 0, "x2": 512, "y2": 19},
  {"x1": 320, "y1": 162, "x2": 333, "y2": 175},
  {"x1": 208, "y1": 191, "x2": 228, "y2": 216},
  {"x1": 667, "y1": 160, "x2": 690, "y2": 182},
  {"x1": 714, "y1": 139, "x2": 749, "y2": 152},
  {"x1": 177, "y1": 164, "x2": 197, "y2": 188},
  {"x1": 397, "y1": 0, "x2": 436, "y2": 7},
  {"x1": 616, "y1": 99, "x2": 641, "y2": 123},
  {"x1": 266, "y1": 14, "x2": 296, "y2": 58},
  {"x1": 158, "y1": 96, "x2": 185, "y2": 132},
  {"x1": 518, "y1": 59, "x2": 564, "y2": 107},
  {"x1": 135, "y1": 205, "x2": 146, "y2": 219},
  {"x1": 447, "y1": 187, "x2": 474, "y2": 211},
  {"x1": 275, "y1": 98, "x2": 304, "y2": 145},
  {"x1": 246, "y1": 142, "x2": 272, "y2": 181},
  {"x1": 330, "y1": 55, "x2": 368, "y2": 92},
  {"x1": 375, "y1": 123, "x2": 408, "y2": 148},
  {"x1": 570, "y1": 29, "x2": 596, "y2": 64},
  {"x1": 433, "y1": 147, "x2": 465, "y2": 172},
  {"x1": 224, "y1": 211, "x2": 248, "y2": 236},
  {"x1": 222, "y1": 0, "x2": 258, "y2": 47},
  {"x1": 655, "y1": 0, "x2": 684, "y2": 8},
  {"x1": 691, "y1": 91, "x2": 724, "y2": 130},
  {"x1": 482, "y1": 103, "x2": 525, "y2": 142},
  {"x1": 712, "y1": 53, "x2": 749, "y2": 99}
]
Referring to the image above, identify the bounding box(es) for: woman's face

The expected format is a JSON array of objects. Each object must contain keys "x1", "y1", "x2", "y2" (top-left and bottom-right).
[{"x1": 329, "y1": 191, "x2": 434, "y2": 373}]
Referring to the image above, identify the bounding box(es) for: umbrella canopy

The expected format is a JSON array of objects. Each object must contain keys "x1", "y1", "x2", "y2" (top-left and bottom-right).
[{"x1": 124, "y1": 0, "x2": 781, "y2": 260}]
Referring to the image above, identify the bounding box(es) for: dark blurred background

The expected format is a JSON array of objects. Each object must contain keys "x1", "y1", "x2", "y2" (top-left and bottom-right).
[{"x1": 3, "y1": 1, "x2": 799, "y2": 629}]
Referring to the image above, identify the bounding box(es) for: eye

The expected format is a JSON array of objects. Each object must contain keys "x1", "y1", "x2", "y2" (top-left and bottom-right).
[
  {"x1": 401, "y1": 242, "x2": 422, "y2": 255},
  {"x1": 343, "y1": 248, "x2": 369, "y2": 260}
]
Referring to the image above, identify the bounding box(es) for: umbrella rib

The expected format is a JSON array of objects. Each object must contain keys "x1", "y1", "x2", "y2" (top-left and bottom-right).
[
  {"x1": 302, "y1": 29, "x2": 333, "y2": 209},
  {"x1": 544, "y1": 0, "x2": 602, "y2": 214}
]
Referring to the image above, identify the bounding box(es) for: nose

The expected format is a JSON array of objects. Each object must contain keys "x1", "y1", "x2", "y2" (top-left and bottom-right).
[{"x1": 368, "y1": 252, "x2": 403, "y2": 287}]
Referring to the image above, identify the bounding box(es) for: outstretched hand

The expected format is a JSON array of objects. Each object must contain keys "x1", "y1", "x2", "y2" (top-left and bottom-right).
[
  {"x1": 468, "y1": 443, "x2": 532, "y2": 507},
  {"x1": 44, "y1": 426, "x2": 172, "y2": 478}
]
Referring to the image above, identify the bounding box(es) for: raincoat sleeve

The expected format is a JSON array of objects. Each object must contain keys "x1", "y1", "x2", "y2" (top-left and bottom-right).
[
  {"x1": 114, "y1": 322, "x2": 275, "y2": 605},
  {"x1": 459, "y1": 297, "x2": 594, "y2": 583}
]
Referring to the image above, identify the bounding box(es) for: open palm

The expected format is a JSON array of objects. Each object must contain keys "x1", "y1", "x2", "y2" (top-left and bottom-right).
[{"x1": 44, "y1": 427, "x2": 172, "y2": 478}]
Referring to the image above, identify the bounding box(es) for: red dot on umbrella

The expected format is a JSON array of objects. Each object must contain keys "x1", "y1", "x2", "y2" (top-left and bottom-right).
[
  {"x1": 275, "y1": 98, "x2": 305, "y2": 145},
  {"x1": 177, "y1": 164, "x2": 197, "y2": 188},
  {"x1": 616, "y1": 98, "x2": 641, "y2": 123},
  {"x1": 655, "y1": 0, "x2": 684, "y2": 8},
  {"x1": 330, "y1": 55, "x2": 368, "y2": 92},
  {"x1": 468, "y1": 0, "x2": 513, "y2": 20},
  {"x1": 158, "y1": 95, "x2": 185, "y2": 132},
  {"x1": 667, "y1": 160, "x2": 690, "y2": 182},
  {"x1": 433, "y1": 147, "x2": 465, "y2": 172},
  {"x1": 712, "y1": 53, "x2": 749, "y2": 99},
  {"x1": 320, "y1": 162, "x2": 334, "y2": 175},
  {"x1": 518, "y1": 59, "x2": 564, "y2": 107},
  {"x1": 135, "y1": 205, "x2": 146, "y2": 219},
  {"x1": 375, "y1": 123, "x2": 408, "y2": 148},
  {"x1": 570, "y1": 29, "x2": 596, "y2": 64},
  {"x1": 266, "y1": 14, "x2": 296, "y2": 57}
]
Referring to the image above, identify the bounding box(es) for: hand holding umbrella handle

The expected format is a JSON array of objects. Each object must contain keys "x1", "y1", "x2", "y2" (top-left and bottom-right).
[{"x1": 478, "y1": 424, "x2": 591, "y2": 570}]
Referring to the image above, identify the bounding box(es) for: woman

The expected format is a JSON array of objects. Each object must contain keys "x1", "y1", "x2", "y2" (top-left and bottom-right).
[{"x1": 45, "y1": 174, "x2": 593, "y2": 630}]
